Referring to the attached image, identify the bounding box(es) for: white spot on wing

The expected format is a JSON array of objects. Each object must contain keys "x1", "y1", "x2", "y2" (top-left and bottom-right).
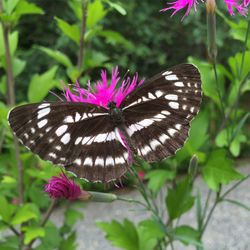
[
  {"x1": 174, "y1": 81, "x2": 184, "y2": 87},
  {"x1": 61, "y1": 133, "x2": 71, "y2": 144},
  {"x1": 138, "y1": 119, "x2": 154, "y2": 127},
  {"x1": 106, "y1": 157, "x2": 114, "y2": 166},
  {"x1": 75, "y1": 137, "x2": 82, "y2": 145},
  {"x1": 56, "y1": 125, "x2": 68, "y2": 136},
  {"x1": 165, "y1": 94, "x2": 178, "y2": 101},
  {"x1": 159, "y1": 134, "x2": 169, "y2": 144},
  {"x1": 75, "y1": 112, "x2": 81, "y2": 122},
  {"x1": 37, "y1": 107, "x2": 51, "y2": 119},
  {"x1": 165, "y1": 75, "x2": 178, "y2": 81},
  {"x1": 155, "y1": 90, "x2": 163, "y2": 98},
  {"x1": 150, "y1": 139, "x2": 161, "y2": 150},
  {"x1": 154, "y1": 114, "x2": 165, "y2": 120},
  {"x1": 162, "y1": 71, "x2": 172, "y2": 75},
  {"x1": 84, "y1": 157, "x2": 93, "y2": 166},
  {"x1": 49, "y1": 153, "x2": 56, "y2": 158},
  {"x1": 161, "y1": 110, "x2": 171, "y2": 116},
  {"x1": 140, "y1": 145, "x2": 151, "y2": 156},
  {"x1": 148, "y1": 92, "x2": 156, "y2": 99},
  {"x1": 64, "y1": 116, "x2": 74, "y2": 123},
  {"x1": 82, "y1": 136, "x2": 91, "y2": 145},
  {"x1": 95, "y1": 157, "x2": 104, "y2": 166},
  {"x1": 115, "y1": 157, "x2": 125, "y2": 164},
  {"x1": 169, "y1": 102, "x2": 179, "y2": 109},
  {"x1": 74, "y1": 158, "x2": 82, "y2": 165},
  {"x1": 94, "y1": 133, "x2": 108, "y2": 143},
  {"x1": 38, "y1": 103, "x2": 50, "y2": 109},
  {"x1": 168, "y1": 128, "x2": 176, "y2": 137},
  {"x1": 37, "y1": 119, "x2": 48, "y2": 128},
  {"x1": 175, "y1": 124, "x2": 182, "y2": 130},
  {"x1": 31, "y1": 128, "x2": 35, "y2": 134}
]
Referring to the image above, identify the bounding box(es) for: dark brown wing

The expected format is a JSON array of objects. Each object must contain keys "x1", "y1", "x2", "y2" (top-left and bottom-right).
[
  {"x1": 122, "y1": 64, "x2": 202, "y2": 162},
  {"x1": 8, "y1": 102, "x2": 129, "y2": 182}
]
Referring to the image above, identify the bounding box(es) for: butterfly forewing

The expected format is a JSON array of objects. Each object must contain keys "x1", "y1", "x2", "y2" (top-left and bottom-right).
[
  {"x1": 122, "y1": 64, "x2": 202, "y2": 162},
  {"x1": 8, "y1": 102, "x2": 129, "y2": 182}
]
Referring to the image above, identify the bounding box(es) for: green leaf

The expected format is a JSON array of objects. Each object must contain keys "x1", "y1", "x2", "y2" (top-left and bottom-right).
[
  {"x1": 36, "y1": 223, "x2": 61, "y2": 250},
  {"x1": 228, "y1": 51, "x2": 250, "y2": 82},
  {"x1": 0, "y1": 196, "x2": 15, "y2": 222},
  {"x1": 55, "y1": 17, "x2": 80, "y2": 44},
  {"x1": 138, "y1": 220, "x2": 165, "y2": 240},
  {"x1": 83, "y1": 50, "x2": 109, "y2": 71},
  {"x1": 202, "y1": 149, "x2": 244, "y2": 191},
  {"x1": 12, "y1": 57, "x2": 26, "y2": 77},
  {"x1": 3, "y1": 0, "x2": 20, "y2": 15},
  {"x1": 96, "y1": 219, "x2": 139, "y2": 250},
  {"x1": 174, "y1": 225, "x2": 202, "y2": 247},
  {"x1": 96, "y1": 30, "x2": 132, "y2": 48},
  {"x1": 229, "y1": 20, "x2": 250, "y2": 48},
  {"x1": 39, "y1": 47, "x2": 73, "y2": 68},
  {"x1": 145, "y1": 169, "x2": 175, "y2": 194},
  {"x1": 105, "y1": 1, "x2": 127, "y2": 15},
  {"x1": 59, "y1": 232, "x2": 77, "y2": 250},
  {"x1": 230, "y1": 134, "x2": 247, "y2": 157},
  {"x1": 24, "y1": 227, "x2": 45, "y2": 244},
  {"x1": 14, "y1": 0, "x2": 44, "y2": 16},
  {"x1": 87, "y1": 0, "x2": 107, "y2": 28},
  {"x1": 166, "y1": 177, "x2": 194, "y2": 220},
  {"x1": 176, "y1": 110, "x2": 209, "y2": 162},
  {"x1": 28, "y1": 66, "x2": 58, "y2": 102},
  {"x1": 11, "y1": 204, "x2": 38, "y2": 225},
  {"x1": 64, "y1": 208, "x2": 84, "y2": 227},
  {"x1": 188, "y1": 57, "x2": 225, "y2": 106}
]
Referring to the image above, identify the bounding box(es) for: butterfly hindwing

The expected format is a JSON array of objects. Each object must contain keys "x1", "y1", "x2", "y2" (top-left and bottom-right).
[
  {"x1": 122, "y1": 63, "x2": 202, "y2": 162},
  {"x1": 8, "y1": 102, "x2": 129, "y2": 182}
]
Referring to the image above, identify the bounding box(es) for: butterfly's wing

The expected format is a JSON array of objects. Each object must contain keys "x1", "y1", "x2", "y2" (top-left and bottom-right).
[
  {"x1": 8, "y1": 102, "x2": 129, "y2": 182},
  {"x1": 121, "y1": 64, "x2": 202, "y2": 162}
]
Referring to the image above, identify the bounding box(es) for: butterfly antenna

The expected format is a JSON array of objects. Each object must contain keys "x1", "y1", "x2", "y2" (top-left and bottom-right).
[
  {"x1": 121, "y1": 69, "x2": 130, "y2": 83},
  {"x1": 49, "y1": 90, "x2": 64, "y2": 101}
]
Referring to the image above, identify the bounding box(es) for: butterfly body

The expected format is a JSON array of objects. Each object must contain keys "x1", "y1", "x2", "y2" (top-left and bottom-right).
[{"x1": 8, "y1": 64, "x2": 202, "y2": 182}]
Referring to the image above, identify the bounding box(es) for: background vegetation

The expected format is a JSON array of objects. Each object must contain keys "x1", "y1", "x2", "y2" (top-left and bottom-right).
[{"x1": 0, "y1": 0, "x2": 249, "y2": 249}]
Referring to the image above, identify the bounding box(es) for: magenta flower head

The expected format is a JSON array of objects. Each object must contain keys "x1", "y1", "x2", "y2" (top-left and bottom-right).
[
  {"x1": 64, "y1": 67, "x2": 144, "y2": 109},
  {"x1": 161, "y1": 0, "x2": 248, "y2": 17},
  {"x1": 45, "y1": 173, "x2": 88, "y2": 200}
]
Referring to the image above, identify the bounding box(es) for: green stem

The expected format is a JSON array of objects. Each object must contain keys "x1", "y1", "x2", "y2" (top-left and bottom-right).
[
  {"x1": 221, "y1": 174, "x2": 250, "y2": 199},
  {"x1": 200, "y1": 187, "x2": 221, "y2": 237},
  {"x1": 2, "y1": 220, "x2": 20, "y2": 237},
  {"x1": 77, "y1": 0, "x2": 88, "y2": 73}
]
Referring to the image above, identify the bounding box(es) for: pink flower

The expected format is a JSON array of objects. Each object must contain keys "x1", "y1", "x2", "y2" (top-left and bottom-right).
[
  {"x1": 45, "y1": 173, "x2": 82, "y2": 200},
  {"x1": 161, "y1": 0, "x2": 198, "y2": 17},
  {"x1": 64, "y1": 67, "x2": 144, "y2": 109},
  {"x1": 244, "y1": 0, "x2": 250, "y2": 6},
  {"x1": 224, "y1": 0, "x2": 248, "y2": 15},
  {"x1": 161, "y1": 0, "x2": 248, "y2": 17}
]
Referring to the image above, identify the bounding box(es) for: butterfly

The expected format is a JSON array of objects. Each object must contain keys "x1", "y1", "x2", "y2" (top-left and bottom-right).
[{"x1": 8, "y1": 64, "x2": 202, "y2": 182}]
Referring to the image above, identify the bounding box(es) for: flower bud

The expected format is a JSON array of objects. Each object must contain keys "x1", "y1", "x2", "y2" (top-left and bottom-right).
[
  {"x1": 206, "y1": 0, "x2": 217, "y2": 63},
  {"x1": 44, "y1": 173, "x2": 82, "y2": 200},
  {"x1": 188, "y1": 155, "x2": 198, "y2": 181},
  {"x1": 88, "y1": 191, "x2": 118, "y2": 202}
]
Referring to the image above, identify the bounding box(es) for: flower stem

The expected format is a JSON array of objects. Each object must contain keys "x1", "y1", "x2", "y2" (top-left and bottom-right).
[
  {"x1": 200, "y1": 186, "x2": 221, "y2": 237},
  {"x1": 77, "y1": 0, "x2": 88, "y2": 73}
]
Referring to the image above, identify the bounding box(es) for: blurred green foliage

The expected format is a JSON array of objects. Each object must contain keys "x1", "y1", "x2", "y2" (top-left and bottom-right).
[{"x1": 0, "y1": 0, "x2": 250, "y2": 249}]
